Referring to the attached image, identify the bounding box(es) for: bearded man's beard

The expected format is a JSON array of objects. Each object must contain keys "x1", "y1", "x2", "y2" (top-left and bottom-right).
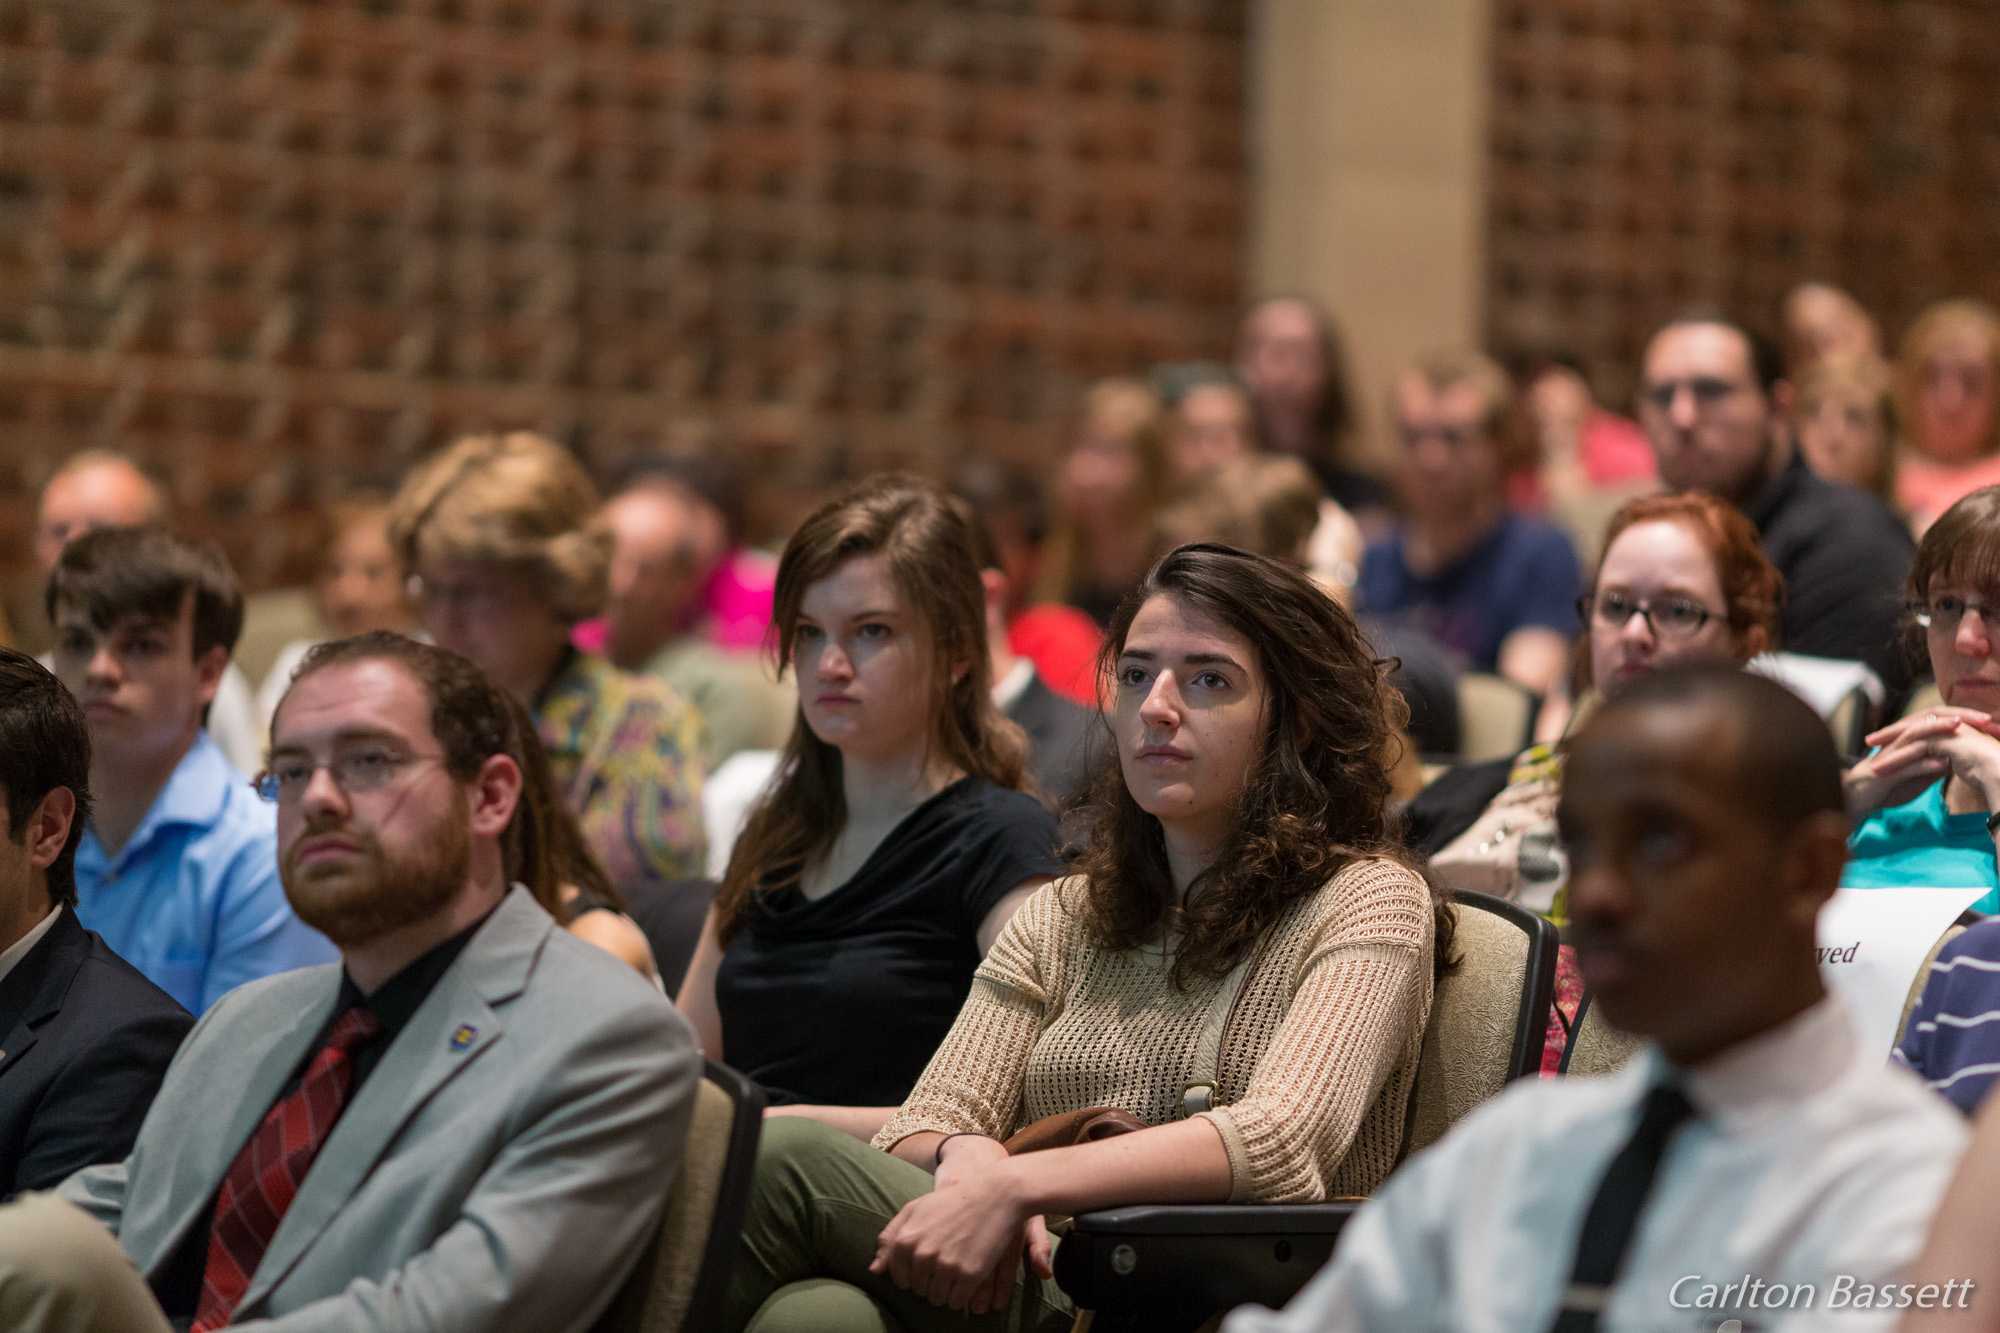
[{"x1": 281, "y1": 804, "x2": 471, "y2": 948}]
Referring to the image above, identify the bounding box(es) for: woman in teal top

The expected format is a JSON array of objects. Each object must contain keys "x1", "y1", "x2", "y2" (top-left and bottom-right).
[{"x1": 1843, "y1": 485, "x2": 2000, "y2": 913}]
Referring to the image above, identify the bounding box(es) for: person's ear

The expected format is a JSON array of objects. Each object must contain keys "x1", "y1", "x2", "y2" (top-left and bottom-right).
[
  {"x1": 193, "y1": 644, "x2": 229, "y2": 707},
  {"x1": 1778, "y1": 808, "x2": 1850, "y2": 929},
  {"x1": 1737, "y1": 624, "x2": 1770, "y2": 661},
  {"x1": 467, "y1": 753, "x2": 522, "y2": 840},
  {"x1": 26, "y1": 787, "x2": 75, "y2": 873},
  {"x1": 979, "y1": 568, "x2": 1008, "y2": 623}
]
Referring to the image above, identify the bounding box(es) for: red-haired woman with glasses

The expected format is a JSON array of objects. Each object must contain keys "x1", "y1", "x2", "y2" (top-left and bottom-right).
[{"x1": 1420, "y1": 491, "x2": 1782, "y2": 920}]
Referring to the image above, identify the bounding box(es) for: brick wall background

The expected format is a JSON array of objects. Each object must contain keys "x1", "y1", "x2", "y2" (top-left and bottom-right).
[
  {"x1": 1487, "y1": 0, "x2": 2000, "y2": 407},
  {"x1": 0, "y1": 0, "x2": 1246, "y2": 603}
]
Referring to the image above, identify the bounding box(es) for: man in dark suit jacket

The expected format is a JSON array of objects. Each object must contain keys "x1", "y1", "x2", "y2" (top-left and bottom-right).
[
  {"x1": 1002, "y1": 662, "x2": 1096, "y2": 811},
  {"x1": 954, "y1": 472, "x2": 1103, "y2": 813},
  {"x1": 0, "y1": 649, "x2": 190, "y2": 1199}
]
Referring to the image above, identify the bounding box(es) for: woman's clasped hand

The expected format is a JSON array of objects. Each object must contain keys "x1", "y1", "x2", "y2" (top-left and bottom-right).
[
  {"x1": 868, "y1": 1135, "x2": 1052, "y2": 1315},
  {"x1": 1846, "y1": 707, "x2": 2000, "y2": 820}
]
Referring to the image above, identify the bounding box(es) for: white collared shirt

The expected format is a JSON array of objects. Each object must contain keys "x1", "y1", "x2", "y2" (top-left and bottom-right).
[
  {"x1": 992, "y1": 658, "x2": 1035, "y2": 713},
  {"x1": 0, "y1": 904, "x2": 62, "y2": 988},
  {"x1": 1224, "y1": 995, "x2": 1969, "y2": 1333}
]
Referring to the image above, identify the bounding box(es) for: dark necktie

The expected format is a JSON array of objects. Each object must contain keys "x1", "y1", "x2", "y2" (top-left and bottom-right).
[
  {"x1": 192, "y1": 1006, "x2": 383, "y2": 1332},
  {"x1": 1549, "y1": 1082, "x2": 1698, "y2": 1333}
]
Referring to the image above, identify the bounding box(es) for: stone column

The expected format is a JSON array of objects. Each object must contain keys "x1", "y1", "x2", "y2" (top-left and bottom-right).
[{"x1": 1247, "y1": 0, "x2": 1492, "y2": 466}]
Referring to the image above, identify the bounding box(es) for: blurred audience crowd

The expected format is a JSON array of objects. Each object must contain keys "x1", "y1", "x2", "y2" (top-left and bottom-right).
[{"x1": 0, "y1": 282, "x2": 1998, "y2": 1332}]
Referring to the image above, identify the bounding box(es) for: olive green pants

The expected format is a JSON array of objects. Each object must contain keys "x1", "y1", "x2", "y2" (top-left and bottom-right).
[{"x1": 724, "y1": 1116, "x2": 1076, "y2": 1333}]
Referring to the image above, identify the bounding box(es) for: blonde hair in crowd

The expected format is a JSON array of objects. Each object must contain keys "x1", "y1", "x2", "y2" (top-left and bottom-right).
[{"x1": 386, "y1": 432, "x2": 613, "y2": 625}]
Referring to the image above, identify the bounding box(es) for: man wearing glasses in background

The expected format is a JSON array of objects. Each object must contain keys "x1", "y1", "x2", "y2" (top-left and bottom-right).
[
  {"x1": 1638, "y1": 312, "x2": 1916, "y2": 704},
  {"x1": 0, "y1": 631, "x2": 699, "y2": 1332},
  {"x1": 45, "y1": 526, "x2": 335, "y2": 1014}
]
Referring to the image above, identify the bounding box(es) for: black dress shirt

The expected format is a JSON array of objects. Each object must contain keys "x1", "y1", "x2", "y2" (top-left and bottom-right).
[
  {"x1": 152, "y1": 913, "x2": 491, "y2": 1318},
  {"x1": 1746, "y1": 451, "x2": 1917, "y2": 701}
]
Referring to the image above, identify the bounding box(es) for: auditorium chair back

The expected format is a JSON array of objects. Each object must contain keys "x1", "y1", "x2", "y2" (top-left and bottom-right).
[
  {"x1": 1406, "y1": 891, "x2": 1559, "y2": 1154},
  {"x1": 595, "y1": 1059, "x2": 764, "y2": 1333},
  {"x1": 1455, "y1": 673, "x2": 1536, "y2": 764}
]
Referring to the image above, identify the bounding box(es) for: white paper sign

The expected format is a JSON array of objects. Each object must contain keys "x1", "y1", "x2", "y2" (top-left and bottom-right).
[{"x1": 1817, "y1": 887, "x2": 1990, "y2": 1057}]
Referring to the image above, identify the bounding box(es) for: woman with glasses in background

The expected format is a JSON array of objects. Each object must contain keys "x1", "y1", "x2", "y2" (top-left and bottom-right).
[
  {"x1": 1423, "y1": 491, "x2": 1782, "y2": 919},
  {"x1": 1412, "y1": 493, "x2": 1782, "y2": 1068},
  {"x1": 388, "y1": 432, "x2": 707, "y2": 888},
  {"x1": 1843, "y1": 485, "x2": 2000, "y2": 912}
]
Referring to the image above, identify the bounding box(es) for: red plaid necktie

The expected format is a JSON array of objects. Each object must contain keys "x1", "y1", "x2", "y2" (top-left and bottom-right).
[{"x1": 191, "y1": 1006, "x2": 382, "y2": 1332}]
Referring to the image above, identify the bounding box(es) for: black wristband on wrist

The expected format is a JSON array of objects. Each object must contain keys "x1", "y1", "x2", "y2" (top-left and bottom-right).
[
  {"x1": 1986, "y1": 808, "x2": 2000, "y2": 838},
  {"x1": 933, "y1": 1131, "x2": 989, "y2": 1171}
]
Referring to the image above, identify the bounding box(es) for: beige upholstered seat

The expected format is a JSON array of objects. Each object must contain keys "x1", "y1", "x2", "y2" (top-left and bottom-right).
[
  {"x1": 1457, "y1": 673, "x2": 1536, "y2": 765},
  {"x1": 1407, "y1": 900, "x2": 1537, "y2": 1153},
  {"x1": 1899, "y1": 924, "x2": 1967, "y2": 1050},
  {"x1": 1564, "y1": 1000, "x2": 1645, "y2": 1077},
  {"x1": 597, "y1": 1069, "x2": 758, "y2": 1333}
]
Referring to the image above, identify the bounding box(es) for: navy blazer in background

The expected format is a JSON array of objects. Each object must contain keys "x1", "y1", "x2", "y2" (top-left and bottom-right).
[{"x1": 0, "y1": 906, "x2": 191, "y2": 1199}]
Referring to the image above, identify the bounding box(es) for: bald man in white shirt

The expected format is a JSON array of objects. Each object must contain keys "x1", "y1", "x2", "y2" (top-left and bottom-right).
[{"x1": 1226, "y1": 666, "x2": 1968, "y2": 1333}]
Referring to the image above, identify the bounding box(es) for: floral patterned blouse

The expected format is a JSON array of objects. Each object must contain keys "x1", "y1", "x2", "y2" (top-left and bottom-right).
[{"x1": 535, "y1": 650, "x2": 708, "y2": 885}]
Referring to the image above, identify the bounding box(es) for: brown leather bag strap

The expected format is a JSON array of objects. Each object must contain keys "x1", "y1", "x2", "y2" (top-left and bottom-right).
[{"x1": 1181, "y1": 942, "x2": 1259, "y2": 1117}]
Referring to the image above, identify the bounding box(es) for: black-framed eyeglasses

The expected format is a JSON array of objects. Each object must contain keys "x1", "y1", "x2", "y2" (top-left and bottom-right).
[
  {"x1": 1912, "y1": 594, "x2": 1999, "y2": 636},
  {"x1": 1578, "y1": 590, "x2": 1718, "y2": 640},
  {"x1": 1639, "y1": 377, "x2": 1744, "y2": 414},
  {"x1": 253, "y1": 747, "x2": 446, "y2": 805}
]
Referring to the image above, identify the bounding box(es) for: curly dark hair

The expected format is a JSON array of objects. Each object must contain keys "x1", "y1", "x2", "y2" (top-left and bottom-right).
[{"x1": 1074, "y1": 543, "x2": 1453, "y2": 987}]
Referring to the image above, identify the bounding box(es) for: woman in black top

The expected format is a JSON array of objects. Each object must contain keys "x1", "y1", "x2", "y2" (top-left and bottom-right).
[{"x1": 677, "y1": 477, "x2": 1062, "y2": 1136}]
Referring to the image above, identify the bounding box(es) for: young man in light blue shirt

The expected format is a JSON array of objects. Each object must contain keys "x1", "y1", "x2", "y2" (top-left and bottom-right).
[{"x1": 46, "y1": 526, "x2": 335, "y2": 1013}]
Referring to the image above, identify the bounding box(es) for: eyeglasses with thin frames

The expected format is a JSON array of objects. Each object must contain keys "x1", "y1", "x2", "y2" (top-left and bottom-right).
[
  {"x1": 1578, "y1": 590, "x2": 1719, "y2": 640},
  {"x1": 253, "y1": 746, "x2": 447, "y2": 805},
  {"x1": 1913, "y1": 594, "x2": 2000, "y2": 637},
  {"x1": 1639, "y1": 377, "x2": 1746, "y2": 415}
]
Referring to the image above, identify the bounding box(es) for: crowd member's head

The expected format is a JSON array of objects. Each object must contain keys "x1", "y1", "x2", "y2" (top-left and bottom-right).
[
  {"x1": 1792, "y1": 353, "x2": 1898, "y2": 503},
  {"x1": 266, "y1": 633, "x2": 546, "y2": 974},
  {"x1": 716, "y1": 477, "x2": 1028, "y2": 942},
  {"x1": 1906, "y1": 485, "x2": 2000, "y2": 717},
  {"x1": 1781, "y1": 281, "x2": 1881, "y2": 378},
  {"x1": 1897, "y1": 299, "x2": 2000, "y2": 468},
  {"x1": 46, "y1": 525, "x2": 243, "y2": 773},
  {"x1": 314, "y1": 496, "x2": 414, "y2": 639},
  {"x1": 1037, "y1": 377, "x2": 1170, "y2": 611},
  {"x1": 1578, "y1": 492, "x2": 1782, "y2": 694},
  {"x1": 1391, "y1": 351, "x2": 1518, "y2": 527},
  {"x1": 950, "y1": 460, "x2": 1048, "y2": 620},
  {"x1": 1156, "y1": 455, "x2": 1325, "y2": 569},
  {"x1": 1159, "y1": 363, "x2": 1258, "y2": 485},
  {"x1": 601, "y1": 477, "x2": 728, "y2": 671},
  {"x1": 0, "y1": 649, "x2": 90, "y2": 921},
  {"x1": 1561, "y1": 666, "x2": 1846, "y2": 1064},
  {"x1": 388, "y1": 432, "x2": 612, "y2": 702},
  {"x1": 1638, "y1": 313, "x2": 1789, "y2": 507},
  {"x1": 33, "y1": 451, "x2": 167, "y2": 576},
  {"x1": 1077, "y1": 543, "x2": 1447, "y2": 984},
  {"x1": 1235, "y1": 296, "x2": 1356, "y2": 467}
]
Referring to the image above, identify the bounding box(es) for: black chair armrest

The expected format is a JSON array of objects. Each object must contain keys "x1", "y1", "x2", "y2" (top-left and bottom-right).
[{"x1": 1056, "y1": 1203, "x2": 1361, "y2": 1333}]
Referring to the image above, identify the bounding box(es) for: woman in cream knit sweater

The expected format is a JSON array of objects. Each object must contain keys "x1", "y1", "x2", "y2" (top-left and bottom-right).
[{"x1": 723, "y1": 544, "x2": 1449, "y2": 1333}]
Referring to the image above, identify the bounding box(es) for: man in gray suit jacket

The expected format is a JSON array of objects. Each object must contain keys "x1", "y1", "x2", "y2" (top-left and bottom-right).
[{"x1": 0, "y1": 632, "x2": 702, "y2": 1332}]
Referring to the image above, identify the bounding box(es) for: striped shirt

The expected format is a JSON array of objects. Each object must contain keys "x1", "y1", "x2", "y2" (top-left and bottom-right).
[{"x1": 1896, "y1": 917, "x2": 2000, "y2": 1115}]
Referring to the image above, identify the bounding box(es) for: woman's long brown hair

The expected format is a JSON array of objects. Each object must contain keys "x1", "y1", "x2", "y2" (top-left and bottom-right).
[
  {"x1": 1073, "y1": 543, "x2": 1453, "y2": 986},
  {"x1": 713, "y1": 476, "x2": 1030, "y2": 945}
]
